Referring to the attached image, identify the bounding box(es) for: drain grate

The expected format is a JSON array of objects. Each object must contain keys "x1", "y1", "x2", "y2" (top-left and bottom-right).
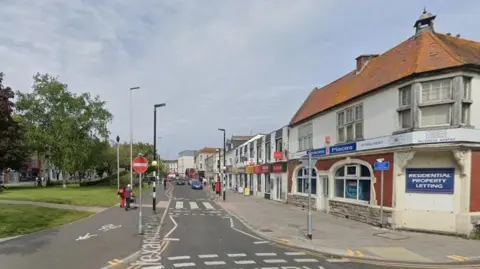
[
  {"x1": 373, "y1": 232, "x2": 410, "y2": 240},
  {"x1": 260, "y1": 228, "x2": 273, "y2": 233}
]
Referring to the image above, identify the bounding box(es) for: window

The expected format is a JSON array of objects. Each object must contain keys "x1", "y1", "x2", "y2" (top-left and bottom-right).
[
  {"x1": 337, "y1": 104, "x2": 363, "y2": 143},
  {"x1": 265, "y1": 142, "x2": 271, "y2": 162},
  {"x1": 461, "y1": 77, "x2": 472, "y2": 125},
  {"x1": 334, "y1": 164, "x2": 371, "y2": 202},
  {"x1": 275, "y1": 138, "x2": 283, "y2": 151},
  {"x1": 296, "y1": 167, "x2": 317, "y2": 195},
  {"x1": 298, "y1": 123, "x2": 313, "y2": 151},
  {"x1": 256, "y1": 144, "x2": 261, "y2": 163},
  {"x1": 419, "y1": 79, "x2": 453, "y2": 127},
  {"x1": 398, "y1": 85, "x2": 412, "y2": 129},
  {"x1": 200, "y1": 164, "x2": 202, "y2": 169}
]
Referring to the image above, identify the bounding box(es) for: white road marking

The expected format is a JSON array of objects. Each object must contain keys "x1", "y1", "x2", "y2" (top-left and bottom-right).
[
  {"x1": 203, "y1": 202, "x2": 214, "y2": 209},
  {"x1": 294, "y1": 258, "x2": 319, "y2": 262},
  {"x1": 198, "y1": 254, "x2": 218, "y2": 258},
  {"x1": 229, "y1": 218, "x2": 234, "y2": 227},
  {"x1": 189, "y1": 202, "x2": 198, "y2": 209},
  {"x1": 257, "y1": 267, "x2": 279, "y2": 269},
  {"x1": 284, "y1": 252, "x2": 306, "y2": 256},
  {"x1": 255, "y1": 253, "x2": 277, "y2": 256},
  {"x1": 163, "y1": 238, "x2": 179, "y2": 241},
  {"x1": 173, "y1": 262, "x2": 195, "y2": 267},
  {"x1": 204, "y1": 261, "x2": 226, "y2": 265},
  {"x1": 263, "y1": 259, "x2": 287, "y2": 263},
  {"x1": 175, "y1": 201, "x2": 183, "y2": 209},
  {"x1": 164, "y1": 215, "x2": 178, "y2": 238},
  {"x1": 232, "y1": 228, "x2": 262, "y2": 240},
  {"x1": 200, "y1": 214, "x2": 205, "y2": 216},
  {"x1": 253, "y1": 240, "x2": 269, "y2": 244},
  {"x1": 326, "y1": 258, "x2": 350, "y2": 263},
  {"x1": 168, "y1": 256, "x2": 190, "y2": 260},
  {"x1": 227, "y1": 253, "x2": 246, "y2": 257},
  {"x1": 234, "y1": 260, "x2": 256, "y2": 264}
]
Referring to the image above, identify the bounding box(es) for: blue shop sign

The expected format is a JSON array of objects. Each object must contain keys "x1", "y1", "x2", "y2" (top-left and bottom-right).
[
  {"x1": 405, "y1": 168, "x2": 455, "y2": 194},
  {"x1": 329, "y1": 142, "x2": 357, "y2": 155},
  {"x1": 308, "y1": 148, "x2": 327, "y2": 157}
]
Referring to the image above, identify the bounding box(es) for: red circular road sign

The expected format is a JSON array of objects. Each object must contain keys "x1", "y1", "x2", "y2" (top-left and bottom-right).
[{"x1": 133, "y1": 156, "x2": 149, "y2": 173}]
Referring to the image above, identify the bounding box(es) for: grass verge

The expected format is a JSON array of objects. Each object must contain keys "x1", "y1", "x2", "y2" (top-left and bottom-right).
[{"x1": 0, "y1": 204, "x2": 93, "y2": 238}]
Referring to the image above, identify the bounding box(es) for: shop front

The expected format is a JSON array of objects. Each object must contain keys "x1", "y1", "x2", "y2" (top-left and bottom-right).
[
  {"x1": 226, "y1": 165, "x2": 233, "y2": 188},
  {"x1": 254, "y1": 165, "x2": 263, "y2": 197},
  {"x1": 232, "y1": 168, "x2": 238, "y2": 191},
  {"x1": 271, "y1": 162, "x2": 287, "y2": 202},
  {"x1": 261, "y1": 164, "x2": 271, "y2": 199},
  {"x1": 237, "y1": 167, "x2": 245, "y2": 194},
  {"x1": 245, "y1": 166, "x2": 254, "y2": 195}
]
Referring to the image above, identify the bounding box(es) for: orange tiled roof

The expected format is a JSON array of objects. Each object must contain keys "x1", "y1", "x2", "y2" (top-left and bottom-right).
[
  {"x1": 198, "y1": 147, "x2": 218, "y2": 154},
  {"x1": 289, "y1": 31, "x2": 480, "y2": 126}
]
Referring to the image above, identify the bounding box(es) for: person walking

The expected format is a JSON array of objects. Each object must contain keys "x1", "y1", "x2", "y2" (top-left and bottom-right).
[
  {"x1": 124, "y1": 184, "x2": 133, "y2": 211},
  {"x1": 117, "y1": 184, "x2": 125, "y2": 208},
  {"x1": 163, "y1": 177, "x2": 167, "y2": 190}
]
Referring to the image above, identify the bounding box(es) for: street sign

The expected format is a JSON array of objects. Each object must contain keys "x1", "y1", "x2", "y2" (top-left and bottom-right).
[
  {"x1": 133, "y1": 156, "x2": 149, "y2": 173},
  {"x1": 374, "y1": 161, "x2": 390, "y2": 171}
]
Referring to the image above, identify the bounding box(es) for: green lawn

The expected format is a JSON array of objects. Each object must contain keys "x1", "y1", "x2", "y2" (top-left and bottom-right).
[{"x1": 0, "y1": 204, "x2": 93, "y2": 238}]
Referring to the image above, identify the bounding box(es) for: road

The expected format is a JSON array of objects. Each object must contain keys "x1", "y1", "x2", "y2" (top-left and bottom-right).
[
  {"x1": 126, "y1": 184, "x2": 435, "y2": 269},
  {"x1": 0, "y1": 184, "x2": 168, "y2": 269}
]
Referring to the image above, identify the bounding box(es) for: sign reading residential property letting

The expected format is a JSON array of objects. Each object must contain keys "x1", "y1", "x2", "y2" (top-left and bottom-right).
[{"x1": 405, "y1": 168, "x2": 455, "y2": 194}]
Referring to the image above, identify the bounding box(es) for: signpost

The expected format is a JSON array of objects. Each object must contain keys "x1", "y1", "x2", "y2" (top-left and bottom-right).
[
  {"x1": 302, "y1": 150, "x2": 319, "y2": 240},
  {"x1": 374, "y1": 158, "x2": 390, "y2": 228},
  {"x1": 133, "y1": 156, "x2": 149, "y2": 235}
]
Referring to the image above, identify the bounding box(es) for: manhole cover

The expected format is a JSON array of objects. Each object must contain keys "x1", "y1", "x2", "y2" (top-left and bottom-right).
[
  {"x1": 260, "y1": 228, "x2": 273, "y2": 232},
  {"x1": 373, "y1": 232, "x2": 410, "y2": 240}
]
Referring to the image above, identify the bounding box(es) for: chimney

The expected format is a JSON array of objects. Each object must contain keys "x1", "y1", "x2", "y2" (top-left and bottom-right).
[{"x1": 355, "y1": 54, "x2": 378, "y2": 73}]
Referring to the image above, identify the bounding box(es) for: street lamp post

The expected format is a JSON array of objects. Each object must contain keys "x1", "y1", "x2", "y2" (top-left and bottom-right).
[
  {"x1": 153, "y1": 103, "x2": 166, "y2": 164},
  {"x1": 156, "y1": 136, "x2": 162, "y2": 183},
  {"x1": 218, "y1": 128, "x2": 226, "y2": 201},
  {"x1": 129, "y1": 86, "x2": 140, "y2": 187},
  {"x1": 116, "y1": 135, "x2": 120, "y2": 191}
]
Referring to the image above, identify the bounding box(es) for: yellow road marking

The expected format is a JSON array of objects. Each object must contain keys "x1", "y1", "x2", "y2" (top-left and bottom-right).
[
  {"x1": 347, "y1": 249, "x2": 355, "y2": 256},
  {"x1": 356, "y1": 251, "x2": 365, "y2": 257},
  {"x1": 273, "y1": 242, "x2": 480, "y2": 268},
  {"x1": 107, "y1": 258, "x2": 123, "y2": 265},
  {"x1": 346, "y1": 249, "x2": 364, "y2": 257},
  {"x1": 447, "y1": 255, "x2": 469, "y2": 262}
]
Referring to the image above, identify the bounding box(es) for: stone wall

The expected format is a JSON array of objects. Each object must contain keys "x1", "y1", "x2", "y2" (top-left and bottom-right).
[
  {"x1": 329, "y1": 200, "x2": 392, "y2": 227},
  {"x1": 286, "y1": 194, "x2": 317, "y2": 210}
]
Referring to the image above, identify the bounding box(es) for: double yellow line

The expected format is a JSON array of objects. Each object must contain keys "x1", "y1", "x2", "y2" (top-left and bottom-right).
[{"x1": 125, "y1": 240, "x2": 170, "y2": 269}]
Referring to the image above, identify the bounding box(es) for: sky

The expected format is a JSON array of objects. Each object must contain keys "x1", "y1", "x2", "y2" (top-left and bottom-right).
[{"x1": 1, "y1": 0, "x2": 479, "y2": 160}]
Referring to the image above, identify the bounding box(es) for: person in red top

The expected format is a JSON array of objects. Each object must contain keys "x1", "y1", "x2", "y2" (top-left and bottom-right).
[{"x1": 118, "y1": 184, "x2": 125, "y2": 208}]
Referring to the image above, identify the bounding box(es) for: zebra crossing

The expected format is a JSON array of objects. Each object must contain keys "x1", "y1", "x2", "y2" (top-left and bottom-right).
[{"x1": 168, "y1": 200, "x2": 229, "y2": 217}]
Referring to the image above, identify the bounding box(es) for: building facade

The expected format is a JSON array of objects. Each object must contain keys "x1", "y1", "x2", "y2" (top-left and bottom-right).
[
  {"x1": 194, "y1": 147, "x2": 217, "y2": 177},
  {"x1": 286, "y1": 11, "x2": 480, "y2": 235},
  {"x1": 163, "y1": 160, "x2": 178, "y2": 174},
  {"x1": 177, "y1": 150, "x2": 197, "y2": 176}
]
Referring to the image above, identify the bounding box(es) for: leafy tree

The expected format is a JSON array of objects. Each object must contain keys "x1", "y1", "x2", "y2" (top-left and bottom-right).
[
  {"x1": 15, "y1": 73, "x2": 113, "y2": 186},
  {"x1": 0, "y1": 73, "x2": 30, "y2": 172},
  {"x1": 118, "y1": 142, "x2": 155, "y2": 169}
]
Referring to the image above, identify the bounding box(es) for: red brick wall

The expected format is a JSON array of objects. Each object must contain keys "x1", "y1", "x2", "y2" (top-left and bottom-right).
[
  {"x1": 288, "y1": 152, "x2": 394, "y2": 207},
  {"x1": 471, "y1": 151, "x2": 480, "y2": 212}
]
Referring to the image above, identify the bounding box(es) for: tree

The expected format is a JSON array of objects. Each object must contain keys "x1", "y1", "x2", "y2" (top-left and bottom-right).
[
  {"x1": 15, "y1": 73, "x2": 113, "y2": 186},
  {"x1": 118, "y1": 142, "x2": 154, "y2": 169},
  {"x1": 0, "y1": 73, "x2": 30, "y2": 172}
]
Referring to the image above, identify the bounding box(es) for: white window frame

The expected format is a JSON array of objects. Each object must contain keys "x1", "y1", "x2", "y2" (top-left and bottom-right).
[
  {"x1": 296, "y1": 167, "x2": 317, "y2": 196},
  {"x1": 398, "y1": 85, "x2": 412, "y2": 129},
  {"x1": 337, "y1": 103, "x2": 363, "y2": 143},
  {"x1": 298, "y1": 123, "x2": 313, "y2": 151},
  {"x1": 418, "y1": 78, "x2": 454, "y2": 128},
  {"x1": 333, "y1": 164, "x2": 371, "y2": 203},
  {"x1": 461, "y1": 77, "x2": 472, "y2": 125}
]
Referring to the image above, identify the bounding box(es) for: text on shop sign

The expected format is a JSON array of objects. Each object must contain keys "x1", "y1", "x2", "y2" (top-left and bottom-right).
[{"x1": 405, "y1": 168, "x2": 454, "y2": 194}]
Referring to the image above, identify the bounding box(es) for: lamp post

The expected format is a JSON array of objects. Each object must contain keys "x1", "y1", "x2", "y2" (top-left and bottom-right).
[
  {"x1": 116, "y1": 135, "x2": 120, "y2": 191},
  {"x1": 153, "y1": 103, "x2": 166, "y2": 164},
  {"x1": 129, "y1": 86, "x2": 140, "y2": 187},
  {"x1": 218, "y1": 128, "x2": 226, "y2": 201}
]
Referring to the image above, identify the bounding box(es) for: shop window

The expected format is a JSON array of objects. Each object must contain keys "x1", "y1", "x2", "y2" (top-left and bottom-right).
[
  {"x1": 296, "y1": 167, "x2": 317, "y2": 195},
  {"x1": 334, "y1": 164, "x2": 371, "y2": 203}
]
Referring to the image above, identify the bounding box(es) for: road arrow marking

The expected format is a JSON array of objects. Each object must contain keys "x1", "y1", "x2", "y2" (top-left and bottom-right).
[{"x1": 76, "y1": 233, "x2": 98, "y2": 241}]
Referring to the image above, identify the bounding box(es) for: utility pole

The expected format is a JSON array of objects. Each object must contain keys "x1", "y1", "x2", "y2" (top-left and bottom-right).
[
  {"x1": 218, "y1": 128, "x2": 226, "y2": 201},
  {"x1": 153, "y1": 103, "x2": 166, "y2": 163},
  {"x1": 129, "y1": 86, "x2": 140, "y2": 187},
  {"x1": 116, "y1": 135, "x2": 120, "y2": 191}
]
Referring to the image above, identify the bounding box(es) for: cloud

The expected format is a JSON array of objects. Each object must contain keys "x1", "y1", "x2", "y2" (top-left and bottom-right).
[{"x1": 1, "y1": 0, "x2": 479, "y2": 159}]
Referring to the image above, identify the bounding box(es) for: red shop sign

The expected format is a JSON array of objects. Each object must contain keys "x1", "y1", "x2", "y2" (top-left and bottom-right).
[
  {"x1": 254, "y1": 165, "x2": 262, "y2": 174},
  {"x1": 261, "y1": 164, "x2": 270, "y2": 173},
  {"x1": 272, "y1": 163, "x2": 285, "y2": 173},
  {"x1": 274, "y1": 151, "x2": 283, "y2": 160}
]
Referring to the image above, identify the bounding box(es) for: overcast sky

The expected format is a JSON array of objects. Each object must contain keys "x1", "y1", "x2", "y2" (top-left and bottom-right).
[{"x1": 1, "y1": 0, "x2": 479, "y2": 160}]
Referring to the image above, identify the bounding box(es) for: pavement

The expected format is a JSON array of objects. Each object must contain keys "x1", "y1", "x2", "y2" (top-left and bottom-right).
[
  {"x1": 210, "y1": 188, "x2": 480, "y2": 267},
  {"x1": 0, "y1": 183, "x2": 169, "y2": 269},
  {"x1": 120, "y1": 182, "x2": 429, "y2": 269}
]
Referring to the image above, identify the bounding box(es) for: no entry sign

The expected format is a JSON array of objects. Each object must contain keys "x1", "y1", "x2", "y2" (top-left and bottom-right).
[{"x1": 133, "y1": 156, "x2": 149, "y2": 173}]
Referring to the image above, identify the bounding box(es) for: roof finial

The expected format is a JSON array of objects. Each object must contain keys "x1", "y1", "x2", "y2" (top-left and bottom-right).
[
  {"x1": 423, "y1": 6, "x2": 427, "y2": 14},
  {"x1": 414, "y1": 8, "x2": 436, "y2": 35}
]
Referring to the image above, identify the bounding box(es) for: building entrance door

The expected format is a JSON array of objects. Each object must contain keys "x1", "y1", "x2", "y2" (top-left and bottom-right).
[{"x1": 317, "y1": 175, "x2": 329, "y2": 212}]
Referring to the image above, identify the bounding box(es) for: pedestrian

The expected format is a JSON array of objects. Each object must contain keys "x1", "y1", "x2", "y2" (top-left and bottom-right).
[
  {"x1": 117, "y1": 184, "x2": 125, "y2": 208},
  {"x1": 163, "y1": 177, "x2": 167, "y2": 190},
  {"x1": 124, "y1": 184, "x2": 133, "y2": 211}
]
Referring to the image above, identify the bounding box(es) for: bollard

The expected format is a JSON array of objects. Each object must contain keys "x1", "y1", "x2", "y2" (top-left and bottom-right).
[{"x1": 152, "y1": 182, "x2": 156, "y2": 213}]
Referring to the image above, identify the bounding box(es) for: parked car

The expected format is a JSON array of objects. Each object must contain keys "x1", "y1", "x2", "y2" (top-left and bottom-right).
[
  {"x1": 191, "y1": 180, "x2": 203, "y2": 190},
  {"x1": 176, "y1": 178, "x2": 185, "y2": 185}
]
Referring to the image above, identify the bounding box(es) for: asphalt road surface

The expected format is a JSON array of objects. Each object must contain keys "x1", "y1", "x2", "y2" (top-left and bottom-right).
[
  {"x1": 125, "y1": 184, "x2": 444, "y2": 269},
  {"x1": 0, "y1": 184, "x2": 167, "y2": 269}
]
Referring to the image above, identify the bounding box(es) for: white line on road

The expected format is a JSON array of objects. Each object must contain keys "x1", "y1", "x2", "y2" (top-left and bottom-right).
[
  {"x1": 175, "y1": 201, "x2": 183, "y2": 209},
  {"x1": 253, "y1": 240, "x2": 269, "y2": 244},
  {"x1": 227, "y1": 253, "x2": 246, "y2": 257},
  {"x1": 203, "y1": 202, "x2": 214, "y2": 209},
  {"x1": 164, "y1": 215, "x2": 178, "y2": 238},
  {"x1": 142, "y1": 266, "x2": 164, "y2": 269},
  {"x1": 163, "y1": 238, "x2": 179, "y2": 241},
  {"x1": 229, "y1": 217, "x2": 234, "y2": 228},
  {"x1": 204, "y1": 261, "x2": 226, "y2": 265},
  {"x1": 255, "y1": 253, "x2": 277, "y2": 256},
  {"x1": 234, "y1": 260, "x2": 256, "y2": 264},
  {"x1": 198, "y1": 254, "x2": 218, "y2": 258},
  {"x1": 232, "y1": 227, "x2": 262, "y2": 240},
  {"x1": 263, "y1": 259, "x2": 287, "y2": 263},
  {"x1": 326, "y1": 258, "x2": 350, "y2": 263},
  {"x1": 294, "y1": 258, "x2": 319, "y2": 262},
  {"x1": 168, "y1": 256, "x2": 191, "y2": 260},
  {"x1": 189, "y1": 202, "x2": 198, "y2": 209},
  {"x1": 172, "y1": 262, "x2": 195, "y2": 267},
  {"x1": 284, "y1": 252, "x2": 306, "y2": 256}
]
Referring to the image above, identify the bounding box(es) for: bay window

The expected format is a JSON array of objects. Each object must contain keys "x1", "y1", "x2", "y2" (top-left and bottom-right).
[{"x1": 419, "y1": 79, "x2": 453, "y2": 127}]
